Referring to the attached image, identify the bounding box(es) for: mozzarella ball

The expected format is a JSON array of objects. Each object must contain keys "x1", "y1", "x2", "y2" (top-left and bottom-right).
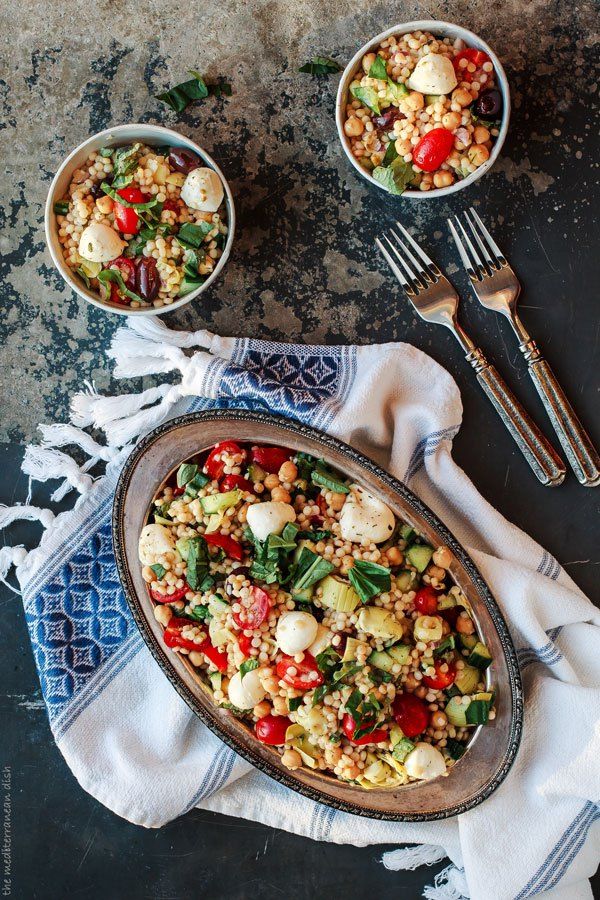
[
  {"x1": 404, "y1": 742, "x2": 447, "y2": 781},
  {"x1": 276, "y1": 611, "x2": 319, "y2": 655},
  {"x1": 308, "y1": 624, "x2": 333, "y2": 657},
  {"x1": 339, "y1": 485, "x2": 395, "y2": 545},
  {"x1": 246, "y1": 501, "x2": 296, "y2": 542},
  {"x1": 180, "y1": 167, "x2": 224, "y2": 212},
  {"x1": 138, "y1": 524, "x2": 176, "y2": 566},
  {"x1": 78, "y1": 222, "x2": 126, "y2": 263},
  {"x1": 407, "y1": 54, "x2": 457, "y2": 95},
  {"x1": 228, "y1": 669, "x2": 266, "y2": 710}
]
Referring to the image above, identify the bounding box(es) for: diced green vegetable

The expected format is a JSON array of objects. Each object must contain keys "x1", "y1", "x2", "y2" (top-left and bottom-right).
[
  {"x1": 348, "y1": 559, "x2": 391, "y2": 603},
  {"x1": 176, "y1": 538, "x2": 190, "y2": 561},
  {"x1": 406, "y1": 544, "x2": 434, "y2": 572},
  {"x1": 437, "y1": 594, "x2": 457, "y2": 610},
  {"x1": 342, "y1": 637, "x2": 369, "y2": 662},
  {"x1": 153, "y1": 514, "x2": 172, "y2": 526},
  {"x1": 400, "y1": 525, "x2": 415, "y2": 542},
  {"x1": 291, "y1": 547, "x2": 335, "y2": 592},
  {"x1": 310, "y1": 460, "x2": 349, "y2": 494},
  {"x1": 445, "y1": 696, "x2": 468, "y2": 727},
  {"x1": 387, "y1": 643, "x2": 411, "y2": 665},
  {"x1": 392, "y1": 737, "x2": 415, "y2": 762},
  {"x1": 319, "y1": 575, "x2": 360, "y2": 612},
  {"x1": 395, "y1": 569, "x2": 418, "y2": 592},
  {"x1": 200, "y1": 489, "x2": 242, "y2": 514},
  {"x1": 99, "y1": 147, "x2": 113, "y2": 158},
  {"x1": 187, "y1": 604, "x2": 211, "y2": 622},
  {"x1": 445, "y1": 737, "x2": 466, "y2": 760},
  {"x1": 368, "y1": 649, "x2": 394, "y2": 673},
  {"x1": 247, "y1": 462, "x2": 266, "y2": 483},
  {"x1": 184, "y1": 471, "x2": 211, "y2": 499},
  {"x1": 433, "y1": 635, "x2": 456, "y2": 657},
  {"x1": 207, "y1": 595, "x2": 229, "y2": 616},
  {"x1": 467, "y1": 641, "x2": 492, "y2": 670},
  {"x1": 53, "y1": 201, "x2": 69, "y2": 215}
]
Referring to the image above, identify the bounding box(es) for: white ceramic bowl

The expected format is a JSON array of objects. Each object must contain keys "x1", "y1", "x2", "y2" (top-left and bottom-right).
[
  {"x1": 336, "y1": 20, "x2": 510, "y2": 199},
  {"x1": 44, "y1": 123, "x2": 236, "y2": 316}
]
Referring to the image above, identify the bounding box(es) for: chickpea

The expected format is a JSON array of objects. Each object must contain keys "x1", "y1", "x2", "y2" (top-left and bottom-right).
[
  {"x1": 441, "y1": 111, "x2": 461, "y2": 130},
  {"x1": 153, "y1": 604, "x2": 173, "y2": 627},
  {"x1": 278, "y1": 460, "x2": 298, "y2": 483},
  {"x1": 346, "y1": 763, "x2": 361, "y2": 780},
  {"x1": 404, "y1": 673, "x2": 419, "y2": 691},
  {"x1": 271, "y1": 486, "x2": 292, "y2": 504},
  {"x1": 329, "y1": 492, "x2": 347, "y2": 511},
  {"x1": 394, "y1": 138, "x2": 412, "y2": 156},
  {"x1": 344, "y1": 116, "x2": 365, "y2": 138},
  {"x1": 433, "y1": 546, "x2": 452, "y2": 569},
  {"x1": 142, "y1": 565, "x2": 154, "y2": 583},
  {"x1": 253, "y1": 700, "x2": 272, "y2": 718},
  {"x1": 386, "y1": 547, "x2": 403, "y2": 567},
  {"x1": 467, "y1": 143, "x2": 490, "y2": 166},
  {"x1": 415, "y1": 686, "x2": 428, "y2": 699},
  {"x1": 431, "y1": 711, "x2": 448, "y2": 729},
  {"x1": 452, "y1": 88, "x2": 473, "y2": 107},
  {"x1": 263, "y1": 473, "x2": 280, "y2": 491},
  {"x1": 427, "y1": 564, "x2": 446, "y2": 581},
  {"x1": 473, "y1": 125, "x2": 490, "y2": 144},
  {"x1": 95, "y1": 195, "x2": 113, "y2": 215},
  {"x1": 433, "y1": 171, "x2": 454, "y2": 188},
  {"x1": 456, "y1": 612, "x2": 475, "y2": 635},
  {"x1": 272, "y1": 695, "x2": 289, "y2": 715},
  {"x1": 405, "y1": 91, "x2": 425, "y2": 111},
  {"x1": 281, "y1": 749, "x2": 303, "y2": 770},
  {"x1": 362, "y1": 52, "x2": 377, "y2": 73},
  {"x1": 188, "y1": 650, "x2": 204, "y2": 666}
]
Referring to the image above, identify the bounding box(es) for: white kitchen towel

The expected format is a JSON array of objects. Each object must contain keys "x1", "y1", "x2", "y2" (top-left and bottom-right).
[{"x1": 1, "y1": 317, "x2": 599, "y2": 900}]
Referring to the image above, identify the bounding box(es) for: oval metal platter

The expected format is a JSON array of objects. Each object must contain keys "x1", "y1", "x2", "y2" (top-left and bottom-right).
[{"x1": 112, "y1": 410, "x2": 523, "y2": 821}]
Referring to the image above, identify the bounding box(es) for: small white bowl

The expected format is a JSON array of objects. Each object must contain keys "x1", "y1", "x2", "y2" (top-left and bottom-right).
[
  {"x1": 336, "y1": 20, "x2": 510, "y2": 199},
  {"x1": 44, "y1": 123, "x2": 236, "y2": 316}
]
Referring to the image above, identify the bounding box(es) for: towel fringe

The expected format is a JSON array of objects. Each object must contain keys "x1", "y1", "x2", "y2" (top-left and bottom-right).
[
  {"x1": 381, "y1": 844, "x2": 448, "y2": 872},
  {"x1": 125, "y1": 316, "x2": 215, "y2": 350},
  {"x1": 0, "y1": 545, "x2": 28, "y2": 595},
  {"x1": 102, "y1": 385, "x2": 182, "y2": 447},
  {"x1": 108, "y1": 328, "x2": 187, "y2": 378},
  {"x1": 22, "y1": 446, "x2": 95, "y2": 495},
  {"x1": 423, "y1": 865, "x2": 470, "y2": 900},
  {"x1": 0, "y1": 504, "x2": 55, "y2": 529}
]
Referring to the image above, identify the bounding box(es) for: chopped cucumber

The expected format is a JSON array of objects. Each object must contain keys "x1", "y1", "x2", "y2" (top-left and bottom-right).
[
  {"x1": 343, "y1": 637, "x2": 369, "y2": 662},
  {"x1": 445, "y1": 696, "x2": 468, "y2": 727},
  {"x1": 387, "y1": 643, "x2": 411, "y2": 665},
  {"x1": 395, "y1": 569, "x2": 417, "y2": 591},
  {"x1": 445, "y1": 738, "x2": 466, "y2": 760},
  {"x1": 433, "y1": 635, "x2": 455, "y2": 657},
  {"x1": 399, "y1": 525, "x2": 415, "y2": 542},
  {"x1": 466, "y1": 693, "x2": 493, "y2": 725},
  {"x1": 176, "y1": 537, "x2": 190, "y2": 560},
  {"x1": 406, "y1": 544, "x2": 433, "y2": 573},
  {"x1": 184, "y1": 472, "x2": 210, "y2": 498},
  {"x1": 208, "y1": 595, "x2": 229, "y2": 616},
  {"x1": 454, "y1": 664, "x2": 480, "y2": 695},
  {"x1": 154, "y1": 514, "x2": 172, "y2": 525},
  {"x1": 391, "y1": 737, "x2": 415, "y2": 762},
  {"x1": 319, "y1": 575, "x2": 360, "y2": 612},
  {"x1": 292, "y1": 585, "x2": 314, "y2": 604},
  {"x1": 209, "y1": 672, "x2": 222, "y2": 691},
  {"x1": 200, "y1": 489, "x2": 242, "y2": 514},
  {"x1": 458, "y1": 633, "x2": 478, "y2": 652},
  {"x1": 368, "y1": 649, "x2": 394, "y2": 673},
  {"x1": 467, "y1": 641, "x2": 492, "y2": 670}
]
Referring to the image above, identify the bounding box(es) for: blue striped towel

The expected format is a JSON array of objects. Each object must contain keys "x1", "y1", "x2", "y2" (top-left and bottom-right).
[{"x1": 1, "y1": 317, "x2": 598, "y2": 900}]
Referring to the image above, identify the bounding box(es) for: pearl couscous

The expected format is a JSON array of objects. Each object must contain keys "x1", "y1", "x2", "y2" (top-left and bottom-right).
[
  {"x1": 54, "y1": 143, "x2": 228, "y2": 309},
  {"x1": 343, "y1": 30, "x2": 503, "y2": 194},
  {"x1": 139, "y1": 440, "x2": 495, "y2": 787}
]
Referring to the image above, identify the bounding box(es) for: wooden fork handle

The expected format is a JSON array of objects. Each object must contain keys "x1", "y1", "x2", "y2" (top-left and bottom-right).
[
  {"x1": 524, "y1": 355, "x2": 600, "y2": 487},
  {"x1": 465, "y1": 349, "x2": 566, "y2": 486}
]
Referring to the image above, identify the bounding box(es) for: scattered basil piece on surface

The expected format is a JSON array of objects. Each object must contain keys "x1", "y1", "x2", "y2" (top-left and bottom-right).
[
  {"x1": 150, "y1": 563, "x2": 166, "y2": 580},
  {"x1": 299, "y1": 57, "x2": 341, "y2": 75},
  {"x1": 158, "y1": 70, "x2": 232, "y2": 113},
  {"x1": 348, "y1": 559, "x2": 391, "y2": 603},
  {"x1": 350, "y1": 84, "x2": 381, "y2": 115},
  {"x1": 240, "y1": 658, "x2": 259, "y2": 679}
]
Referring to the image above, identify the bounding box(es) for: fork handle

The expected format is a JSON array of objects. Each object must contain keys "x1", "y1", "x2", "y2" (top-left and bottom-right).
[
  {"x1": 465, "y1": 348, "x2": 566, "y2": 486},
  {"x1": 517, "y1": 343, "x2": 600, "y2": 486}
]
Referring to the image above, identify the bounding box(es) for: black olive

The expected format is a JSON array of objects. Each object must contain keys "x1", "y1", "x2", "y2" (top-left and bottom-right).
[
  {"x1": 472, "y1": 89, "x2": 502, "y2": 120},
  {"x1": 90, "y1": 175, "x2": 112, "y2": 199},
  {"x1": 135, "y1": 257, "x2": 159, "y2": 301},
  {"x1": 168, "y1": 147, "x2": 202, "y2": 175}
]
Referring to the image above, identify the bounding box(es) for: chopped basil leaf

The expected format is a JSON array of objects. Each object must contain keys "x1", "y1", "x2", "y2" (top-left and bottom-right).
[
  {"x1": 97, "y1": 268, "x2": 144, "y2": 304},
  {"x1": 100, "y1": 182, "x2": 159, "y2": 211},
  {"x1": 311, "y1": 683, "x2": 330, "y2": 707},
  {"x1": 291, "y1": 547, "x2": 334, "y2": 591},
  {"x1": 178, "y1": 250, "x2": 208, "y2": 297},
  {"x1": 176, "y1": 221, "x2": 214, "y2": 249},
  {"x1": 315, "y1": 646, "x2": 341, "y2": 679},
  {"x1": 386, "y1": 80, "x2": 409, "y2": 102},
  {"x1": 185, "y1": 535, "x2": 210, "y2": 591},
  {"x1": 53, "y1": 201, "x2": 69, "y2": 215},
  {"x1": 110, "y1": 143, "x2": 141, "y2": 190},
  {"x1": 240, "y1": 658, "x2": 259, "y2": 679},
  {"x1": 158, "y1": 71, "x2": 209, "y2": 112},
  {"x1": 332, "y1": 661, "x2": 362, "y2": 683},
  {"x1": 382, "y1": 140, "x2": 399, "y2": 167},
  {"x1": 368, "y1": 54, "x2": 388, "y2": 81},
  {"x1": 177, "y1": 462, "x2": 199, "y2": 487},
  {"x1": 296, "y1": 528, "x2": 332, "y2": 541},
  {"x1": 298, "y1": 56, "x2": 341, "y2": 75},
  {"x1": 288, "y1": 696, "x2": 303, "y2": 712},
  {"x1": 126, "y1": 223, "x2": 173, "y2": 258},
  {"x1": 445, "y1": 738, "x2": 466, "y2": 760},
  {"x1": 75, "y1": 266, "x2": 90, "y2": 288},
  {"x1": 368, "y1": 668, "x2": 393, "y2": 684},
  {"x1": 350, "y1": 84, "x2": 380, "y2": 115},
  {"x1": 310, "y1": 460, "x2": 349, "y2": 494},
  {"x1": 150, "y1": 563, "x2": 166, "y2": 580},
  {"x1": 295, "y1": 451, "x2": 317, "y2": 481},
  {"x1": 198, "y1": 574, "x2": 215, "y2": 592},
  {"x1": 372, "y1": 156, "x2": 414, "y2": 195},
  {"x1": 187, "y1": 604, "x2": 212, "y2": 622},
  {"x1": 347, "y1": 559, "x2": 391, "y2": 603}
]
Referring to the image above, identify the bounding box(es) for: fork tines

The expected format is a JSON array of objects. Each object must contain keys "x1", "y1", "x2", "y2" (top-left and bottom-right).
[
  {"x1": 448, "y1": 208, "x2": 507, "y2": 281},
  {"x1": 375, "y1": 221, "x2": 441, "y2": 295}
]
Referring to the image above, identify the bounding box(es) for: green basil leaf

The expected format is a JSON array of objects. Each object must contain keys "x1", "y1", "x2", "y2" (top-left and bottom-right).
[
  {"x1": 158, "y1": 72, "x2": 209, "y2": 112},
  {"x1": 99, "y1": 147, "x2": 113, "y2": 158},
  {"x1": 53, "y1": 201, "x2": 69, "y2": 215},
  {"x1": 347, "y1": 559, "x2": 391, "y2": 603},
  {"x1": 386, "y1": 80, "x2": 409, "y2": 102},
  {"x1": 382, "y1": 140, "x2": 399, "y2": 166},
  {"x1": 240, "y1": 658, "x2": 259, "y2": 679},
  {"x1": 291, "y1": 547, "x2": 335, "y2": 591},
  {"x1": 97, "y1": 268, "x2": 144, "y2": 304},
  {"x1": 445, "y1": 737, "x2": 466, "y2": 760},
  {"x1": 185, "y1": 535, "x2": 210, "y2": 591},
  {"x1": 311, "y1": 683, "x2": 330, "y2": 707},
  {"x1": 350, "y1": 84, "x2": 380, "y2": 115},
  {"x1": 315, "y1": 646, "x2": 341, "y2": 679},
  {"x1": 329, "y1": 732, "x2": 341, "y2": 743},
  {"x1": 310, "y1": 460, "x2": 349, "y2": 494},
  {"x1": 187, "y1": 604, "x2": 212, "y2": 622},
  {"x1": 75, "y1": 266, "x2": 90, "y2": 288},
  {"x1": 368, "y1": 54, "x2": 388, "y2": 81},
  {"x1": 434, "y1": 635, "x2": 456, "y2": 657},
  {"x1": 288, "y1": 696, "x2": 303, "y2": 712},
  {"x1": 372, "y1": 156, "x2": 414, "y2": 195},
  {"x1": 126, "y1": 223, "x2": 173, "y2": 258},
  {"x1": 177, "y1": 462, "x2": 198, "y2": 487},
  {"x1": 332, "y1": 661, "x2": 363, "y2": 683},
  {"x1": 298, "y1": 56, "x2": 341, "y2": 75},
  {"x1": 176, "y1": 221, "x2": 214, "y2": 249},
  {"x1": 100, "y1": 182, "x2": 159, "y2": 211},
  {"x1": 150, "y1": 563, "x2": 166, "y2": 580},
  {"x1": 295, "y1": 451, "x2": 317, "y2": 482}
]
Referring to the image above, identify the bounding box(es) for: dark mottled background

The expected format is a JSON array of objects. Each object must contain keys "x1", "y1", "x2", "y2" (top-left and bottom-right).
[{"x1": 1, "y1": 0, "x2": 599, "y2": 897}]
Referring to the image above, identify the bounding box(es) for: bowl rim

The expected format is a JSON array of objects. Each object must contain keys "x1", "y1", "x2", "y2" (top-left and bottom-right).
[
  {"x1": 44, "y1": 123, "x2": 236, "y2": 316},
  {"x1": 335, "y1": 19, "x2": 511, "y2": 199},
  {"x1": 112, "y1": 408, "x2": 523, "y2": 821}
]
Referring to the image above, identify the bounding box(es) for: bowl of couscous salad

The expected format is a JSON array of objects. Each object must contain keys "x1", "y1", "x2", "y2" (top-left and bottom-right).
[
  {"x1": 44, "y1": 124, "x2": 235, "y2": 315},
  {"x1": 113, "y1": 410, "x2": 523, "y2": 820},
  {"x1": 336, "y1": 21, "x2": 510, "y2": 198}
]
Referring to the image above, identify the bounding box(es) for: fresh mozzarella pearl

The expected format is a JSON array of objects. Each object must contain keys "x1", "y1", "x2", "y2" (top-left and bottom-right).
[
  {"x1": 138, "y1": 524, "x2": 175, "y2": 565},
  {"x1": 339, "y1": 485, "x2": 395, "y2": 544},
  {"x1": 308, "y1": 624, "x2": 333, "y2": 657},
  {"x1": 246, "y1": 501, "x2": 296, "y2": 542},
  {"x1": 404, "y1": 742, "x2": 447, "y2": 780},
  {"x1": 180, "y1": 167, "x2": 224, "y2": 212},
  {"x1": 407, "y1": 54, "x2": 458, "y2": 95},
  {"x1": 228, "y1": 669, "x2": 266, "y2": 709},
  {"x1": 276, "y1": 611, "x2": 319, "y2": 655},
  {"x1": 78, "y1": 222, "x2": 126, "y2": 263}
]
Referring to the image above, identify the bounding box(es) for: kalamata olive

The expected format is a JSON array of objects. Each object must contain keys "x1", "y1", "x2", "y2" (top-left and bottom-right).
[
  {"x1": 168, "y1": 147, "x2": 202, "y2": 175},
  {"x1": 472, "y1": 89, "x2": 502, "y2": 120},
  {"x1": 90, "y1": 176, "x2": 112, "y2": 199},
  {"x1": 135, "y1": 257, "x2": 159, "y2": 301},
  {"x1": 373, "y1": 108, "x2": 403, "y2": 131}
]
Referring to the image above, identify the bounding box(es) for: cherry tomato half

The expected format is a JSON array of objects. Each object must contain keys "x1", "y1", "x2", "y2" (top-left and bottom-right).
[
  {"x1": 198, "y1": 637, "x2": 228, "y2": 672},
  {"x1": 110, "y1": 256, "x2": 137, "y2": 290},
  {"x1": 413, "y1": 128, "x2": 455, "y2": 173},
  {"x1": 255, "y1": 714, "x2": 291, "y2": 745},
  {"x1": 108, "y1": 282, "x2": 126, "y2": 304},
  {"x1": 220, "y1": 474, "x2": 253, "y2": 493},
  {"x1": 276, "y1": 653, "x2": 324, "y2": 691},
  {"x1": 342, "y1": 714, "x2": 388, "y2": 745},
  {"x1": 453, "y1": 48, "x2": 491, "y2": 82},
  {"x1": 150, "y1": 583, "x2": 189, "y2": 604},
  {"x1": 414, "y1": 586, "x2": 439, "y2": 616},
  {"x1": 205, "y1": 441, "x2": 246, "y2": 481},
  {"x1": 422, "y1": 660, "x2": 457, "y2": 691},
  {"x1": 232, "y1": 585, "x2": 271, "y2": 630},
  {"x1": 204, "y1": 531, "x2": 245, "y2": 562},
  {"x1": 163, "y1": 617, "x2": 204, "y2": 652},
  {"x1": 392, "y1": 692, "x2": 430, "y2": 738},
  {"x1": 237, "y1": 633, "x2": 253, "y2": 657},
  {"x1": 250, "y1": 445, "x2": 292, "y2": 474}
]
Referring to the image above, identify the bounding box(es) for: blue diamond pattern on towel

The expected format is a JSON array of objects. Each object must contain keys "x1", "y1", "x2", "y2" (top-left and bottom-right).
[{"x1": 25, "y1": 516, "x2": 134, "y2": 724}]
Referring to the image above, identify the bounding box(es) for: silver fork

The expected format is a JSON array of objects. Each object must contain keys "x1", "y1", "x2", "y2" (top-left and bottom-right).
[
  {"x1": 376, "y1": 223, "x2": 566, "y2": 487},
  {"x1": 450, "y1": 209, "x2": 600, "y2": 487}
]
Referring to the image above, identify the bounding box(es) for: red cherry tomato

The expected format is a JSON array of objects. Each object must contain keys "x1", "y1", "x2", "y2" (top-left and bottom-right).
[
  {"x1": 413, "y1": 128, "x2": 455, "y2": 173},
  {"x1": 276, "y1": 653, "x2": 324, "y2": 691},
  {"x1": 414, "y1": 586, "x2": 439, "y2": 616},
  {"x1": 162, "y1": 617, "x2": 204, "y2": 652},
  {"x1": 110, "y1": 256, "x2": 137, "y2": 290},
  {"x1": 150, "y1": 583, "x2": 189, "y2": 603},
  {"x1": 232, "y1": 585, "x2": 271, "y2": 630},
  {"x1": 255, "y1": 714, "x2": 291, "y2": 745},
  {"x1": 113, "y1": 187, "x2": 148, "y2": 234},
  {"x1": 423, "y1": 660, "x2": 457, "y2": 690},
  {"x1": 237, "y1": 633, "x2": 253, "y2": 657},
  {"x1": 220, "y1": 474, "x2": 253, "y2": 493},
  {"x1": 392, "y1": 692, "x2": 430, "y2": 738},
  {"x1": 117, "y1": 186, "x2": 147, "y2": 204},
  {"x1": 162, "y1": 199, "x2": 179, "y2": 212},
  {"x1": 316, "y1": 494, "x2": 328, "y2": 516},
  {"x1": 250, "y1": 446, "x2": 292, "y2": 474},
  {"x1": 203, "y1": 532, "x2": 245, "y2": 562},
  {"x1": 197, "y1": 637, "x2": 228, "y2": 672},
  {"x1": 108, "y1": 282, "x2": 126, "y2": 304},
  {"x1": 205, "y1": 441, "x2": 246, "y2": 480},
  {"x1": 342, "y1": 714, "x2": 388, "y2": 745},
  {"x1": 453, "y1": 48, "x2": 491, "y2": 82},
  {"x1": 173, "y1": 485, "x2": 185, "y2": 496}
]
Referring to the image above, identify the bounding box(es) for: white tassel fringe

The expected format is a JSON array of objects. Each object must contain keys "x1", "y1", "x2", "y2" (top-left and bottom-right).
[
  {"x1": 381, "y1": 844, "x2": 448, "y2": 872},
  {"x1": 126, "y1": 317, "x2": 215, "y2": 350},
  {"x1": 0, "y1": 504, "x2": 55, "y2": 529},
  {"x1": 0, "y1": 545, "x2": 28, "y2": 595},
  {"x1": 102, "y1": 385, "x2": 182, "y2": 447},
  {"x1": 22, "y1": 446, "x2": 94, "y2": 495},
  {"x1": 423, "y1": 865, "x2": 470, "y2": 900}
]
